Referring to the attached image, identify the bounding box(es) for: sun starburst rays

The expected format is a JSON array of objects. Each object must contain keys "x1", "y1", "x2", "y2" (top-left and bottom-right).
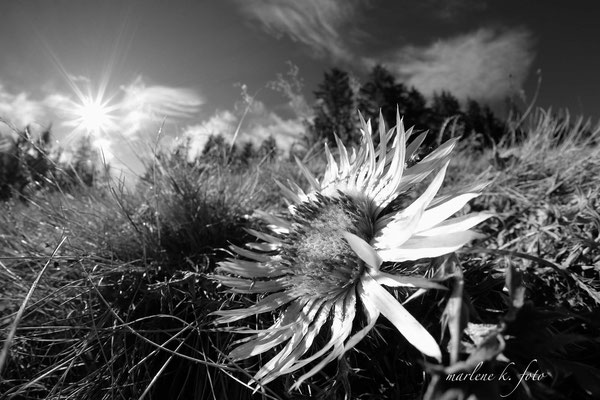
[
  {"x1": 212, "y1": 110, "x2": 491, "y2": 389},
  {"x1": 67, "y1": 92, "x2": 119, "y2": 135}
]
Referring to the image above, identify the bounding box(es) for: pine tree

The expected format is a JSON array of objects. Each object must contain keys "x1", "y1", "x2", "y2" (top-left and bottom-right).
[
  {"x1": 431, "y1": 91, "x2": 462, "y2": 120},
  {"x1": 358, "y1": 65, "x2": 429, "y2": 131},
  {"x1": 359, "y1": 65, "x2": 404, "y2": 127},
  {"x1": 258, "y1": 136, "x2": 278, "y2": 160},
  {"x1": 202, "y1": 134, "x2": 229, "y2": 165},
  {"x1": 239, "y1": 141, "x2": 255, "y2": 165},
  {"x1": 429, "y1": 91, "x2": 465, "y2": 144},
  {"x1": 70, "y1": 136, "x2": 96, "y2": 187},
  {"x1": 311, "y1": 68, "x2": 359, "y2": 145},
  {"x1": 404, "y1": 87, "x2": 428, "y2": 128}
]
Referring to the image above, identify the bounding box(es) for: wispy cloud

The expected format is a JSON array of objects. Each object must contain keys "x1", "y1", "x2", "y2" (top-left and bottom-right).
[
  {"x1": 120, "y1": 77, "x2": 204, "y2": 119},
  {"x1": 117, "y1": 76, "x2": 205, "y2": 137},
  {"x1": 384, "y1": 28, "x2": 536, "y2": 101},
  {"x1": 233, "y1": 0, "x2": 364, "y2": 62}
]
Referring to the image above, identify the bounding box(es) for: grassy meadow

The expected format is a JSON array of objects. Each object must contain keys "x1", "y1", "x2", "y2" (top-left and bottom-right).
[{"x1": 1, "y1": 108, "x2": 600, "y2": 399}]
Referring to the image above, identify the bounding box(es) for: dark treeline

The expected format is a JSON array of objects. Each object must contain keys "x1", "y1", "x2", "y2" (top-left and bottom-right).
[
  {"x1": 139, "y1": 133, "x2": 279, "y2": 187},
  {"x1": 309, "y1": 65, "x2": 506, "y2": 149},
  {"x1": 0, "y1": 125, "x2": 279, "y2": 201},
  {"x1": 0, "y1": 126, "x2": 104, "y2": 201},
  {"x1": 0, "y1": 64, "x2": 553, "y2": 201}
]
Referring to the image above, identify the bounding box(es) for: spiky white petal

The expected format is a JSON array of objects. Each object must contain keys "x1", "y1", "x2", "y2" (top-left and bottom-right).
[
  {"x1": 377, "y1": 231, "x2": 486, "y2": 262},
  {"x1": 360, "y1": 273, "x2": 442, "y2": 361}
]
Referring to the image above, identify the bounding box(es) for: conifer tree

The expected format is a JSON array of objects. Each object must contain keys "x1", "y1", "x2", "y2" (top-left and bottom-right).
[
  {"x1": 359, "y1": 65, "x2": 428, "y2": 130},
  {"x1": 311, "y1": 68, "x2": 359, "y2": 145}
]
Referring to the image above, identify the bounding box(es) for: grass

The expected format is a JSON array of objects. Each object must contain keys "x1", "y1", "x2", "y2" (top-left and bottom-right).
[{"x1": 1, "y1": 108, "x2": 600, "y2": 399}]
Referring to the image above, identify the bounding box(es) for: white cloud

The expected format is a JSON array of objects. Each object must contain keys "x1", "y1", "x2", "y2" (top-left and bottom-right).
[
  {"x1": 46, "y1": 75, "x2": 204, "y2": 144},
  {"x1": 0, "y1": 84, "x2": 47, "y2": 127},
  {"x1": 1, "y1": 76, "x2": 204, "y2": 139},
  {"x1": 67, "y1": 76, "x2": 204, "y2": 170},
  {"x1": 184, "y1": 99, "x2": 305, "y2": 160},
  {"x1": 184, "y1": 110, "x2": 238, "y2": 158},
  {"x1": 43, "y1": 93, "x2": 72, "y2": 111},
  {"x1": 0, "y1": 77, "x2": 204, "y2": 179},
  {"x1": 233, "y1": 0, "x2": 363, "y2": 62},
  {"x1": 387, "y1": 28, "x2": 536, "y2": 101},
  {"x1": 248, "y1": 113, "x2": 305, "y2": 147},
  {"x1": 61, "y1": 75, "x2": 206, "y2": 139}
]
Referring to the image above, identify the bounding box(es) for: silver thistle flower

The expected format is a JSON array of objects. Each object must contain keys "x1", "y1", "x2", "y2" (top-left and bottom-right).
[{"x1": 212, "y1": 111, "x2": 491, "y2": 389}]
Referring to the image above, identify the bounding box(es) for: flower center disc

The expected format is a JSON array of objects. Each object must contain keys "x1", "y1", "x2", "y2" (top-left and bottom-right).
[{"x1": 282, "y1": 194, "x2": 371, "y2": 298}]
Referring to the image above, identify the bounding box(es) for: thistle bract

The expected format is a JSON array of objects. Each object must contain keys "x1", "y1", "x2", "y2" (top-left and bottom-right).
[{"x1": 212, "y1": 111, "x2": 491, "y2": 388}]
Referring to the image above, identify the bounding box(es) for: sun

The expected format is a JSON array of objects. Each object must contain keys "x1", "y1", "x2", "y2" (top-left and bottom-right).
[
  {"x1": 73, "y1": 96, "x2": 113, "y2": 134},
  {"x1": 59, "y1": 83, "x2": 120, "y2": 138},
  {"x1": 69, "y1": 94, "x2": 118, "y2": 135}
]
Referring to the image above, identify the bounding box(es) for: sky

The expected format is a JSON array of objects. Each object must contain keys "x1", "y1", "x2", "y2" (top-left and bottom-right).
[{"x1": 0, "y1": 0, "x2": 598, "y2": 181}]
